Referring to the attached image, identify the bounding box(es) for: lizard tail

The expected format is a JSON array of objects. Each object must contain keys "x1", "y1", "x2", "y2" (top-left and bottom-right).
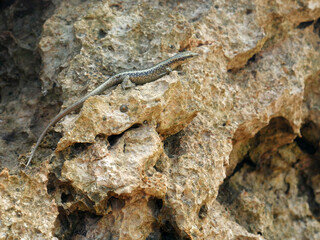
[{"x1": 25, "y1": 99, "x2": 85, "y2": 168}]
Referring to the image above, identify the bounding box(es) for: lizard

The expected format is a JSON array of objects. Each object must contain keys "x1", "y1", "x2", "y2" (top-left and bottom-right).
[{"x1": 26, "y1": 50, "x2": 199, "y2": 167}]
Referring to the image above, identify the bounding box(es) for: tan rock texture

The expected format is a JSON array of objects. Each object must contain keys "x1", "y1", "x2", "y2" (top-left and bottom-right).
[
  {"x1": 0, "y1": 0, "x2": 320, "y2": 239},
  {"x1": 0, "y1": 167, "x2": 58, "y2": 239}
]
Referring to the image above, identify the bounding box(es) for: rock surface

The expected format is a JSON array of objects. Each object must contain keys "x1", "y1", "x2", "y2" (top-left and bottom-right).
[
  {"x1": 0, "y1": 0, "x2": 320, "y2": 239},
  {"x1": 0, "y1": 167, "x2": 58, "y2": 239}
]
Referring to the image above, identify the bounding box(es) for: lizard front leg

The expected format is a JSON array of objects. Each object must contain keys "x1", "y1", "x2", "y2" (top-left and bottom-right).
[{"x1": 121, "y1": 75, "x2": 136, "y2": 90}]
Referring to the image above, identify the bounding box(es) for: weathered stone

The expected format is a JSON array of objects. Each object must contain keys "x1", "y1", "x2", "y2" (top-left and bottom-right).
[
  {"x1": 0, "y1": 167, "x2": 58, "y2": 239},
  {"x1": 74, "y1": 197, "x2": 155, "y2": 240},
  {"x1": 61, "y1": 125, "x2": 166, "y2": 210},
  {"x1": 55, "y1": 74, "x2": 197, "y2": 151},
  {"x1": 219, "y1": 139, "x2": 320, "y2": 239},
  {"x1": 0, "y1": 0, "x2": 320, "y2": 239}
]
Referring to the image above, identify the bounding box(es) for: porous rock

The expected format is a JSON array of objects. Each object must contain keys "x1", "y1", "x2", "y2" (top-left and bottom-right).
[
  {"x1": 0, "y1": 166, "x2": 58, "y2": 239},
  {"x1": 0, "y1": 0, "x2": 320, "y2": 239}
]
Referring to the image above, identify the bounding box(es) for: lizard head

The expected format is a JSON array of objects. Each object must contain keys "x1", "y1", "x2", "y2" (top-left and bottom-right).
[{"x1": 170, "y1": 50, "x2": 199, "y2": 69}]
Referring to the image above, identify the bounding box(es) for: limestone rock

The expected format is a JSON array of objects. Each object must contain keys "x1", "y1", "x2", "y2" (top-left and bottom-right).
[
  {"x1": 55, "y1": 73, "x2": 197, "y2": 151},
  {"x1": 61, "y1": 125, "x2": 166, "y2": 209},
  {"x1": 0, "y1": 0, "x2": 320, "y2": 239},
  {"x1": 0, "y1": 167, "x2": 58, "y2": 239}
]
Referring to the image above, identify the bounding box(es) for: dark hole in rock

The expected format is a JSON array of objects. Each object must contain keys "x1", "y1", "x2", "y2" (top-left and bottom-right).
[
  {"x1": 155, "y1": 198, "x2": 163, "y2": 210},
  {"x1": 109, "y1": 3, "x2": 122, "y2": 10},
  {"x1": 217, "y1": 181, "x2": 241, "y2": 206},
  {"x1": 164, "y1": 130, "x2": 185, "y2": 158},
  {"x1": 198, "y1": 204, "x2": 208, "y2": 219},
  {"x1": 298, "y1": 173, "x2": 320, "y2": 219},
  {"x1": 295, "y1": 137, "x2": 316, "y2": 154},
  {"x1": 148, "y1": 197, "x2": 163, "y2": 217},
  {"x1": 0, "y1": 0, "x2": 15, "y2": 9},
  {"x1": 295, "y1": 121, "x2": 320, "y2": 155},
  {"x1": 219, "y1": 116, "x2": 320, "y2": 237},
  {"x1": 108, "y1": 132, "x2": 124, "y2": 147},
  {"x1": 247, "y1": 54, "x2": 256, "y2": 64},
  {"x1": 108, "y1": 45, "x2": 114, "y2": 52},
  {"x1": 246, "y1": 8, "x2": 253, "y2": 14},
  {"x1": 297, "y1": 20, "x2": 314, "y2": 29},
  {"x1": 107, "y1": 197, "x2": 125, "y2": 211},
  {"x1": 108, "y1": 123, "x2": 141, "y2": 147},
  {"x1": 98, "y1": 29, "x2": 107, "y2": 38},
  {"x1": 56, "y1": 210, "x2": 102, "y2": 239},
  {"x1": 153, "y1": 159, "x2": 163, "y2": 173},
  {"x1": 2, "y1": 131, "x2": 16, "y2": 142},
  {"x1": 95, "y1": 133, "x2": 106, "y2": 141},
  {"x1": 160, "y1": 221, "x2": 181, "y2": 240},
  {"x1": 47, "y1": 173, "x2": 57, "y2": 194},
  {"x1": 314, "y1": 18, "x2": 320, "y2": 36},
  {"x1": 61, "y1": 192, "x2": 74, "y2": 203},
  {"x1": 69, "y1": 142, "x2": 90, "y2": 158},
  {"x1": 70, "y1": 211, "x2": 88, "y2": 237},
  {"x1": 229, "y1": 154, "x2": 256, "y2": 180},
  {"x1": 130, "y1": 123, "x2": 142, "y2": 129},
  {"x1": 57, "y1": 206, "x2": 70, "y2": 235}
]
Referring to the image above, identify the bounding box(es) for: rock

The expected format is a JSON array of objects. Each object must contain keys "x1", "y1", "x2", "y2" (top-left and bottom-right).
[
  {"x1": 56, "y1": 74, "x2": 197, "y2": 152},
  {"x1": 61, "y1": 125, "x2": 166, "y2": 208},
  {"x1": 0, "y1": 0, "x2": 320, "y2": 239},
  {"x1": 0, "y1": 167, "x2": 58, "y2": 239}
]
